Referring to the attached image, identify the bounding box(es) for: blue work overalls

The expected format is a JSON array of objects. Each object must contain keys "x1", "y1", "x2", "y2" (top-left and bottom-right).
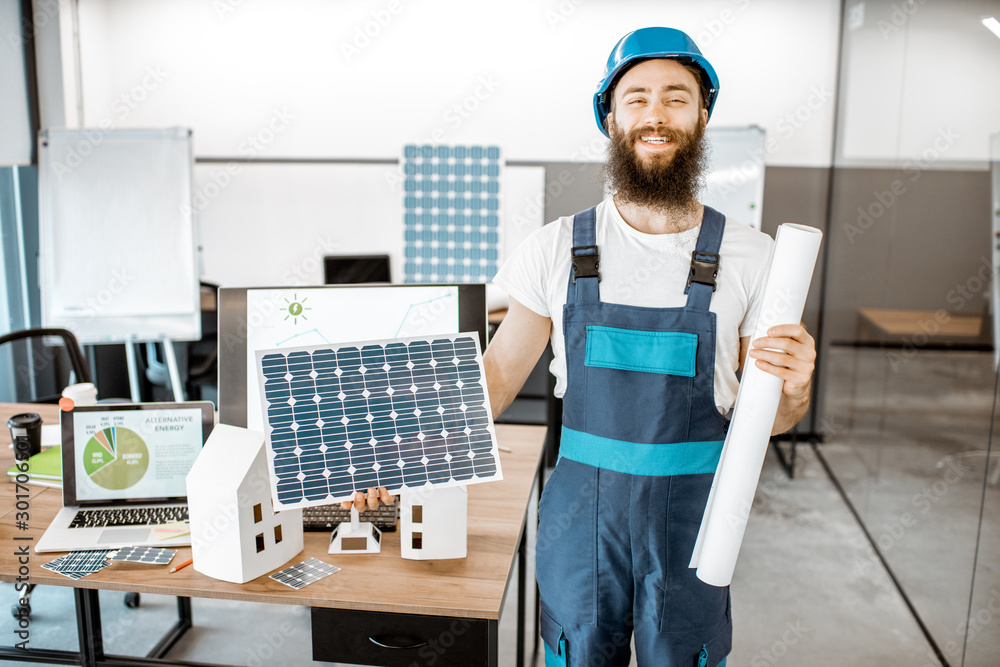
[{"x1": 537, "y1": 205, "x2": 731, "y2": 667}]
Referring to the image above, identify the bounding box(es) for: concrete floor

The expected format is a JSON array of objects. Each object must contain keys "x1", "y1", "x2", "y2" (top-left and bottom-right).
[{"x1": 3, "y1": 347, "x2": 996, "y2": 666}]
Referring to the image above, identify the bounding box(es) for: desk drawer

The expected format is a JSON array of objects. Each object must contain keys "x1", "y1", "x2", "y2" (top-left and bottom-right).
[{"x1": 311, "y1": 607, "x2": 492, "y2": 666}]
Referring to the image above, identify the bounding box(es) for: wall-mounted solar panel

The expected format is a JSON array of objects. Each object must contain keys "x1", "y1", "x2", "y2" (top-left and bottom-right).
[
  {"x1": 256, "y1": 333, "x2": 501, "y2": 510},
  {"x1": 402, "y1": 145, "x2": 502, "y2": 284}
]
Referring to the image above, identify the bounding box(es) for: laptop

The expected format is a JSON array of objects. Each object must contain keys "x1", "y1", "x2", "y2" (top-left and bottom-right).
[{"x1": 35, "y1": 401, "x2": 214, "y2": 553}]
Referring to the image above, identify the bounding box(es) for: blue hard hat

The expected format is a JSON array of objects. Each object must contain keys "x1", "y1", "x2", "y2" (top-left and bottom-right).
[{"x1": 593, "y1": 27, "x2": 720, "y2": 137}]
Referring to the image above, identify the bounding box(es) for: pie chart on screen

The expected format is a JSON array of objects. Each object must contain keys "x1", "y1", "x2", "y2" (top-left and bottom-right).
[{"x1": 82, "y1": 426, "x2": 150, "y2": 490}]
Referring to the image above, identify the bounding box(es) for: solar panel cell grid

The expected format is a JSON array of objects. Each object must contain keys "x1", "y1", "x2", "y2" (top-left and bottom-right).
[
  {"x1": 257, "y1": 333, "x2": 501, "y2": 510},
  {"x1": 401, "y1": 144, "x2": 503, "y2": 284}
]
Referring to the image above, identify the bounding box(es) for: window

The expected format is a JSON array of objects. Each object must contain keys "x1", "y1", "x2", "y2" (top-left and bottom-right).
[
  {"x1": 274, "y1": 525, "x2": 282, "y2": 544},
  {"x1": 412, "y1": 505, "x2": 423, "y2": 523},
  {"x1": 253, "y1": 503, "x2": 262, "y2": 523},
  {"x1": 412, "y1": 532, "x2": 422, "y2": 549},
  {"x1": 255, "y1": 533, "x2": 265, "y2": 553}
]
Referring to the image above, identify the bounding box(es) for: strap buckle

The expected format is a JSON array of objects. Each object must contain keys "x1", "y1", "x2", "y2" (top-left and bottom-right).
[
  {"x1": 687, "y1": 250, "x2": 720, "y2": 292},
  {"x1": 571, "y1": 245, "x2": 601, "y2": 283}
]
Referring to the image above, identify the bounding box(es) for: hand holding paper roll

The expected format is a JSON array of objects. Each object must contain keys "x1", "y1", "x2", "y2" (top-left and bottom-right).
[{"x1": 689, "y1": 223, "x2": 823, "y2": 587}]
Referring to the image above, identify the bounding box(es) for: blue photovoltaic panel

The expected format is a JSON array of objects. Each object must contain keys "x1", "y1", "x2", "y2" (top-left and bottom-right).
[
  {"x1": 401, "y1": 144, "x2": 502, "y2": 283},
  {"x1": 256, "y1": 334, "x2": 501, "y2": 510}
]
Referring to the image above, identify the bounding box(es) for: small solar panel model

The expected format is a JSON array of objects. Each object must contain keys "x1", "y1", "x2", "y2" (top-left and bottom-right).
[
  {"x1": 255, "y1": 332, "x2": 502, "y2": 558},
  {"x1": 186, "y1": 424, "x2": 303, "y2": 583}
]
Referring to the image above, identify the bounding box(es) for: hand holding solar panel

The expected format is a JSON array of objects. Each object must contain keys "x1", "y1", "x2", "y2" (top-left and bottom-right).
[
  {"x1": 340, "y1": 485, "x2": 394, "y2": 512},
  {"x1": 256, "y1": 333, "x2": 503, "y2": 511}
]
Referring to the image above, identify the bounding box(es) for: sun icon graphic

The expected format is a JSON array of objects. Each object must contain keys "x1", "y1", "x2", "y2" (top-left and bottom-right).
[{"x1": 283, "y1": 294, "x2": 311, "y2": 325}]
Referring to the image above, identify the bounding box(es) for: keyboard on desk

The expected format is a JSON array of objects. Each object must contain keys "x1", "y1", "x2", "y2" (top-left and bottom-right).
[
  {"x1": 68, "y1": 505, "x2": 188, "y2": 528},
  {"x1": 301, "y1": 500, "x2": 398, "y2": 532}
]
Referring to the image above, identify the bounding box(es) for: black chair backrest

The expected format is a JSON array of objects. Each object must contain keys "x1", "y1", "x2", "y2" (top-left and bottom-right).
[{"x1": 0, "y1": 328, "x2": 91, "y2": 403}]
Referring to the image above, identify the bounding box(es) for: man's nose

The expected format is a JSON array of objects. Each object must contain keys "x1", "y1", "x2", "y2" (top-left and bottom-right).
[{"x1": 642, "y1": 101, "x2": 669, "y2": 126}]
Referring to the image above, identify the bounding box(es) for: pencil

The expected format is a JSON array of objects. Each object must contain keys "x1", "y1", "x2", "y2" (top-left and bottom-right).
[{"x1": 169, "y1": 558, "x2": 193, "y2": 574}]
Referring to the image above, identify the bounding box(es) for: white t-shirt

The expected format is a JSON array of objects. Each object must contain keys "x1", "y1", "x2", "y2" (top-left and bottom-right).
[{"x1": 493, "y1": 197, "x2": 774, "y2": 415}]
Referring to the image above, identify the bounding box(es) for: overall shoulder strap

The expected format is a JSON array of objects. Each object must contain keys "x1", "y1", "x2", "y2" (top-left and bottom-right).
[
  {"x1": 566, "y1": 206, "x2": 601, "y2": 304},
  {"x1": 684, "y1": 205, "x2": 726, "y2": 310}
]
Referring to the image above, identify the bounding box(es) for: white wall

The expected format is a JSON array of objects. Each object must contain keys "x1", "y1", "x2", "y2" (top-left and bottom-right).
[
  {"x1": 76, "y1": 0, "x2": 841, "y2": 167},
  {"x1": 839, "y1": 0, "x2": 1000, "y2": 167},
  {"x1": 195, "y1": 162, "x2": 544, "y2": 288}
]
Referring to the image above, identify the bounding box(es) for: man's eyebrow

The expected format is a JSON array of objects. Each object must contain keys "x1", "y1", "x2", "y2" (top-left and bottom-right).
[{"x1": 620, "y1": 83, "x2": 693, "y2": 96}]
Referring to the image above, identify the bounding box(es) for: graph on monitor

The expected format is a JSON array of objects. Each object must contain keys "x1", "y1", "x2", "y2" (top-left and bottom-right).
[{"x1": 244, "y1": 285, "x2": 462, "y2": 432}]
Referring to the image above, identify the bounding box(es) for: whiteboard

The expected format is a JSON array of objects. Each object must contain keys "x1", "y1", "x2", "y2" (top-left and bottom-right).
[
  {"x1": 703, "y1": 126, "x2": 768, "y2": 230},
  {"x1": 39, "y1": 128, "x2": 201, "y2": 343}
]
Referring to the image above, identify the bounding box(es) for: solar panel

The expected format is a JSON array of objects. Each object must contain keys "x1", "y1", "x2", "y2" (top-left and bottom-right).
[
  {"x1": 401, "y1": 144, "x2": 502, "y2": 284},
  {"x1": 256, "y1": 333, "x2": 501, "y2": 510},
  {"x1": 42, "y1": 549, "x2": 113, "y2": 579},
  {"x1": 270, "y1": 557, "x2": 340, "y2": 589},
  {"x1": 111, "y1": 546, "x2": 177, "y2": 565}
]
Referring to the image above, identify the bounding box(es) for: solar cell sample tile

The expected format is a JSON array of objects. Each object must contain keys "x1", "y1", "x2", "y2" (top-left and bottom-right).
[
  {"x1": 270, "y1": 558, "x2": 340, "y2": 590},
  {"x1": 111, "y1": 546, "x2": 177, "y2": 565},
  {"x1": 256, "y1": 333, "x2": 501, "y2": 510},
  {"x1": 43, "y1": 549, "x2": 114, "y2": 579},
  {"x1": 401, "y1": 144, "x2": 502, "y2": 284}
]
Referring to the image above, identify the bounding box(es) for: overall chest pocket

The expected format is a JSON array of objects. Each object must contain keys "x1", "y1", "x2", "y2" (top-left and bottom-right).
[{"x1": 584, "y1": 326, "x2": 698, "y2": 376}]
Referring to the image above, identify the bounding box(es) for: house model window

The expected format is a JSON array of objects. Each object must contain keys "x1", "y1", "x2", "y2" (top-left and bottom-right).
[
  {"x1": 412, "y1": 532, "x2": 423, "y2": 550},
  {"x1": 255, "y1": 533, "x2": 265, "y2": 553},
  {"x1": 253, "y1": 503, "x2": 262, "y2": 523},
  {"x1": 274, "y1": 525, "x2": 283, "y2": 544}
]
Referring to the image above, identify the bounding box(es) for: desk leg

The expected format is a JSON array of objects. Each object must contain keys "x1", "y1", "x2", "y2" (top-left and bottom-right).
[
  {"x1": 532, "y1": 466, "x2": 544, "y2": 666},
  {"x1": 75, "y1": 588, "x2": 105, "y2": 667},
  {"x1": 146, "y1": 597, "x2": 193, "y2": 659},
  {"x1": 517, "y1": 528, "x2": 526, "y2": 667},
  {"x1": 488, "y1": 619, "x2": 499, "y2": 667}
]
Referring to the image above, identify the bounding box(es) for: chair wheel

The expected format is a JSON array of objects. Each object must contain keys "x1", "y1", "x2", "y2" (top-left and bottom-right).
[
  {"x1": 11, "y1": 603, "x2": 29, "y2": 619},
  {"x1": 124, "y1": 592, "x2": 140, "y2": 608}
]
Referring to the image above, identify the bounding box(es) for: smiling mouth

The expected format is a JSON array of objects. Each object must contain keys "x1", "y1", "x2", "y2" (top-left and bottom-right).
[{"x1": 639, "y1": 136, "x2": 671, "y2": 145}]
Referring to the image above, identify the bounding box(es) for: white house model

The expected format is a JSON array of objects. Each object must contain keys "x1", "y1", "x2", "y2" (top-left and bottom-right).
[
  {"x1": 399, "y1": 486, "x2": 468, "y2": 560},
  {"x1": 186, "y1": 424, "x2": 303, "y2": 584}
]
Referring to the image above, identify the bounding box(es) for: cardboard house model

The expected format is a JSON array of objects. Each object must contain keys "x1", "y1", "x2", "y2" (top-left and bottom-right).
[
  {"x1": 400, "y1": 486, "x2": 468, "y2": 560},
  {"x1": 186, "y1": 424, "x2": 303, "y2": 584}
]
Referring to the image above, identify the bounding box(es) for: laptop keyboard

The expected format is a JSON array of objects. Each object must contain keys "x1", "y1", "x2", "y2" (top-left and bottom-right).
[
  {"x1": 301, "y1": 500, "x2": 398, "y2": 532},
  {"x1": 69, "y1": 506, "x2": 188, "y2": 529}
]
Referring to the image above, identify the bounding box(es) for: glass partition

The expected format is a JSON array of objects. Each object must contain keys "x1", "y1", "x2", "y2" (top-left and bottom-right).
[
  {"x1": 817, "y1": 2, "x2": 1000, "y2": 664},
  {"x1": 962, "y1": 134, "x2": 1000, "y2": 667}
]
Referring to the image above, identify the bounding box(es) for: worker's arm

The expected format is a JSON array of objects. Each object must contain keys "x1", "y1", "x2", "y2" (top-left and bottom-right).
[
  {"x1": 483, "y1": 297, "x2": 553, "y2": 419},
  {"x1": 341, "y1": 298, "x2": 551, "y2": 511},
  {"x1": 739, "y1": 323, "x2": 816, "y2": 436}
]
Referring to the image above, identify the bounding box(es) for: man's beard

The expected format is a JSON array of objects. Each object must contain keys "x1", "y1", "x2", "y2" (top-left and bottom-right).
[{"x1": 603, "y1": 119, "x2": 710, "y2": 212}]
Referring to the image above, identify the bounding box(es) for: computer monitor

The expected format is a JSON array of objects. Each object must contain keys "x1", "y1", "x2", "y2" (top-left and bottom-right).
[
  {"x1": 217, "y1": 283, "x2": 487, "y2": 430},
  {"x1": 323, "y1": 254, "x2": 391, "y2": 284}
]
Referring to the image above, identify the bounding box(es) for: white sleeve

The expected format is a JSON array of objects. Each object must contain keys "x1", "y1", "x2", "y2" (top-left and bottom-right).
[
  {"x1": 492, "y1": 223, "x2": 559, "y2": 318},
  {"x1": 738, "y1": 238, "x2": 774, "y2": 339}
]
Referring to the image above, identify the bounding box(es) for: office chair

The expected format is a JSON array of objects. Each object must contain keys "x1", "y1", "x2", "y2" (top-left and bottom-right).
[{"x1": 0, "y1": 327, "x2": 91, "y2": 403}]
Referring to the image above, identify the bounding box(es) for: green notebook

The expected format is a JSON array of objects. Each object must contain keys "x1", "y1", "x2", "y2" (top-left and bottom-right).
[{"x1": 6, "y1": 445, "x2": 62, "y2": 482}]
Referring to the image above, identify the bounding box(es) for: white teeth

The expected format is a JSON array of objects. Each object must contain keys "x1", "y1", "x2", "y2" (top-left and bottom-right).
[{"x1": 641, "y1": 136, "x2": 667, "y2": 143}]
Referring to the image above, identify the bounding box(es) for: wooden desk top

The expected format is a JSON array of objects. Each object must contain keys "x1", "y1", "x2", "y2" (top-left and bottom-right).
[
  {"x1": 0, "y1": 403, "x2": 546, "y2": 620},
  {"x1": 858, "y1": 308, "x2": 983, "y2": 338}
]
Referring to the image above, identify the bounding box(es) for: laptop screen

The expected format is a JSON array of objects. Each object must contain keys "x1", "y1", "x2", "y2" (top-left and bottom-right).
[{"x1": 61, "y1": 402, "x2": 215, "y2": 506}]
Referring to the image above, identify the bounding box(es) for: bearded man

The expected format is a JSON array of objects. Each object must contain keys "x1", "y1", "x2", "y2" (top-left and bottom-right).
[{"x1": 484, "y1": 27, "x2": 816, "y2": 667}]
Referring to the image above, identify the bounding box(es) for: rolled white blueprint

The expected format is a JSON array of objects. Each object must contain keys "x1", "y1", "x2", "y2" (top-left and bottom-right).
[{"x1": 689, "y1": 223, "x2": 823, "y2": 587}]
